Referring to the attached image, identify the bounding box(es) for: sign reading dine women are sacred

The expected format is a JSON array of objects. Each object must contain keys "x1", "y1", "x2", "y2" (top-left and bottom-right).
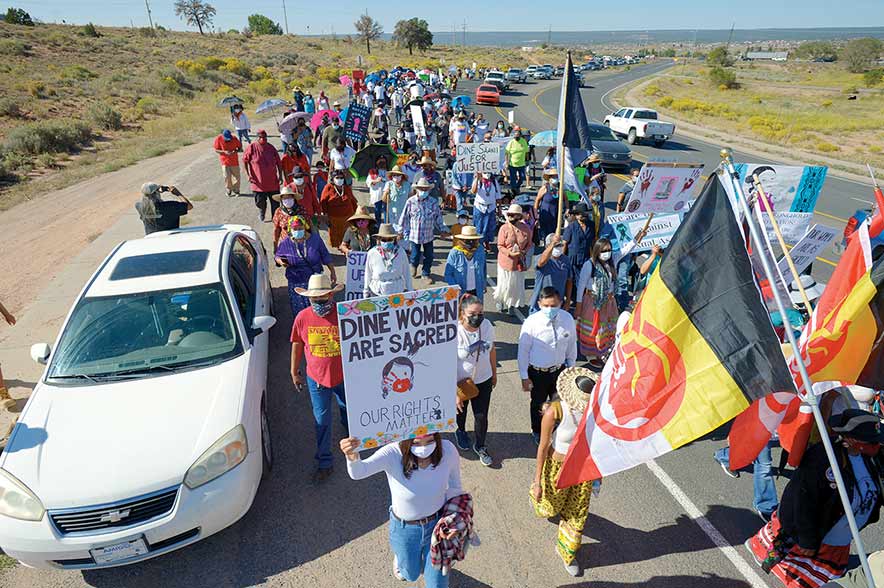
[{"x1": 337, "y1": 286, "x2": 460, "y2": 451}]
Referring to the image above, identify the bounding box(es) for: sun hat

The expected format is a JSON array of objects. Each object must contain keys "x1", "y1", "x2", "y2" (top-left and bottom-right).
[
  {"x1": 455, "y1": 225, "x2": 481, "y2": 240},
  {"x1": 141, "y1": 182, "x2": 160, "y2": 196},
  {"x1": 374, "y1": 223, "x2": 400, "y2": 239},
  {"x1": 789, "y1": 274, "x2": 826, "y2": 304},
  {"x1": 505, "y1": 203, "x2": 523, "y2": 216},
  {"x1": 828, "y1": 408, "x2": 884, "y2": 443},
  {"x1": 272, "y1": 184, "x2": 301, "y2": 202},
  {"x1": 418, "y1": 155, "x2": 437, "y2": 167},
  {"x1": 348, "y1": 206, "x2": 374, "y2": 223},
  {"x1": 294, "y1": 274, "x2": 344, "y2": 298},
  {"x1": 556, "y1": 367, "x2": 598, "y2": 412},
  {"x1": 333, "y1": 100, "x2": 341, "y2": 106},
  {"x1": 256, "y1": 129, "x2": 268, "y2": 136},
  {"x1": 413, "y1": 177, "x2": 433, "y2": 190},
  {"x1": 542, "y1": 167, "x2": 559, "y2": 177},
  {"x1": 387, "y1": 165, "x2": 407, "y2": 177},
  {"x1": 586, "y1": 152, "x2": 601, "y2": 163}
]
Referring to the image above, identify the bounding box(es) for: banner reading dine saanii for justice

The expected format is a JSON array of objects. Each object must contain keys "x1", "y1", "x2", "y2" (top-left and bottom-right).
[{"x1": 337, "y1": 286, "x2": 460, "y2": 451}]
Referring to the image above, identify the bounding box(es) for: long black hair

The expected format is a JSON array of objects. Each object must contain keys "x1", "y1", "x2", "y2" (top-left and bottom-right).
[{"x1": 399, "y1": 433, "x2": 443, "y2": 478}]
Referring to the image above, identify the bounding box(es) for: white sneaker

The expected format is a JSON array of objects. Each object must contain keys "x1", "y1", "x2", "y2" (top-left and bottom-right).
[
  {"x1": 393, "y1": 555, "x2": 404, "y2": 581},
  {"x1": 564, "y1": 559, "x2": 581, "y2": 577}
]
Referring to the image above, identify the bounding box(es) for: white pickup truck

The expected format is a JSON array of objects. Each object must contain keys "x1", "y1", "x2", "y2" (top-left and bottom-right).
[{"x1": 603, "y1": 107, "x2": 675, "y2": 146}]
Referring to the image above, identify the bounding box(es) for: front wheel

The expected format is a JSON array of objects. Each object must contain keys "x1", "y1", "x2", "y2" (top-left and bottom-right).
[
  {"x1": 260, "y1": 395, "x2": 273, "y2": 475},
  {"x1": 654, "y1": 140, "x2": 666, "y2": 147},
  {"x1": 627, "y1": 129, "x2": 638, "y2": 145}
]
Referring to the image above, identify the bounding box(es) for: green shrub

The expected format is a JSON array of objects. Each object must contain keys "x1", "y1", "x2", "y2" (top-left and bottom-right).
[
  {"x1": 863, "y1": 69, "x2": 884, "y2": 87},
  {"x1": 0, "y1": 39, "x2": 29, "y2": 56},
  {"x1": 36, "y1": 152, "x2": 56, "y2": 168},
  {"x1": 81, "y1": 22, "x2": 100, "y2": 37},
  {"x1": 656, "y1": 96, "x2": 674, "y2": 108},
  {"x1": 2, "y1": 120, "x2": 92, "y2": 156},
  {"x1": 708, "y1": 66, "x2": 739, "y2": 89},
  {"x1": 25, "y1": 80, "x2": 48, "y2": 98},
  {"x1": 175, "y1": 59, "x2": 207, "y2": 77},
  {"x1": 248, "y1": 78, "x2": 284, "y2": 96},
  {"x1": 219, "y1": 57, "x2": 251, "y2": 78},
  {"x1": 0, "y1": 97, "x2": 22, "y2": 117},
  {"x1": 252, "y1": 65, "x2": 273, "y2": 79},
  {"x1": 3, "y1": 7, "x2": 34, "y2": 26},
  {"x1": 135, "y1": 96, "x2": 160, "y2": 117},
  {"x1": 316, "y1": 66, "x2": 341, "y2": 83},
  {"x1": 643, "y1": 84, "x2": 662, "y2": 97},
  {"x1": 198, "y1": 56, "x2": 226, "y2": 70},
  {"x1": 61, "y1": 65, "x2": 97, "y2": 81},
  {"x1": 815, "y1": 141, "x2": 840, "y2": 152},
  {"x1": 747, "y1": 115, "x2": 788, "y2": 140},
  {"x1": 87, "y1": 103, "x2": 123, "y2": 130},
  {"x1": 821, "y1": 99, "x2": 833, "y2": 108},
  {"x1": 138, "y1": 26, "x2": 157, "y2": 38}
]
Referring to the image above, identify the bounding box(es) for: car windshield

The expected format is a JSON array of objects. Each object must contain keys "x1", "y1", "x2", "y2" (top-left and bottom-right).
[
  {"x1": 48, "y1": 284, "x2": 240, "y2": 380},
  {"x1": 633, "y1": 110, "x2": 658, "y2": 120},
  {"x1": 479, "y1": 86, "x2": 497, "y2": 92},
  {"x1": 588, "y1": 125, "x2": 619, "y2": 141},
  {"x1": 509, "y1": 69, "x2": 522, "y2": 73}
]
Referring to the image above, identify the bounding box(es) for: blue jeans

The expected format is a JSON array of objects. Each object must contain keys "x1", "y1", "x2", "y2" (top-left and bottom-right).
[
  {"x1": 509, "y1": 165, "x2": 527, "y2": 195},
  {"x1": 373, "y1": 201, "x2": 387, "y2": 225},
  {"x1": 715, "y1": 444, "x2": 778, "y2": 515},
  {"x1": 473, "y1": 208, "x2": 497, "y2": 246},
  {"x1": 454, "y1": 189, "x2": 470, "y2": 211},
  {"x1": 409, "y1": 241, "x2": 434, "y2": 277},
  {"x1": 305, "y1": 376, "x2": 348, "y2": 469},
  {"x1": 388, "y1": 510, "x2": 448, "y2": 588},
  {"x1": 236, "y1": 129, "x2": 251, "y2": 144}
]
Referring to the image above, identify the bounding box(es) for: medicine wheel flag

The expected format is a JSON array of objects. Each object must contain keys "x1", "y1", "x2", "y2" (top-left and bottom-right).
[
  {"x1": 556, "y1": 52, "x2": 593, "y2": 199},
  {"x1": 557, "y1": 175, "x2": 796, "y2": 487}
]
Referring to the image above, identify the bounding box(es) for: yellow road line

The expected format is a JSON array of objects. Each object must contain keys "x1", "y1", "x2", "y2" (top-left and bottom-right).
[
  {"x1": 533, "y1": 85, "x2": 556, "y2": 121},
  {"x1": 815, "y1": 210, "x2": 849, "y2": 224}
]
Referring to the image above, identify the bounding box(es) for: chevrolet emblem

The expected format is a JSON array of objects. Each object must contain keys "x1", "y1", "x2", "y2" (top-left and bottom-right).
[{"x1": 99, "y1": 509, "x2": 131, "y2": 524}]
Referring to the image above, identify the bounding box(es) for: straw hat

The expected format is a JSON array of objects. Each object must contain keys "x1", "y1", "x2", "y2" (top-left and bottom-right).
[
  {"x1": 418, "y1": 155, "x2": 436, "y2": 167},
  {"x1": 294, "y1": 274, "x2": 344, "y2": 297},
  {"x1": 455, "y1": 225, "x2": 481, "y2": 240},
  {"x1": 272, "y1": 184, "x2": 301, "y2": 202},
  {"x1": 542, "y1": 168, "x2": 559, "y2": 177},
  {"x1": 586, "y1": 153, "x2": 601, "y2": 164},
  {"x1": 374, "y1": 223, "x2": 400, "y2": 239},
  {"x1": 556, "y1": 367, "x2": 598, "y2": 412},
  {"x1": 413, "y1": 177, "x2": 433, "y2": 190},
  {"x1": 387, "y1": 165, "x2": 407, "y2": 177},
  {"x1": 505, "y1": 203, "x2": 523, "y2": 216},
  {"x1": 348, "y1": 206, "x2": 374, "y2": 223}
]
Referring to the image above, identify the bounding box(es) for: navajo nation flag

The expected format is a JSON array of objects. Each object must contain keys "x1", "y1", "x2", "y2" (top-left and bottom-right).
[
  {"x1": 558, "y1": 175, "x2": 796, "y2": 486},
  {"x1": 556, "y1": 52, "x2": 593, "y2": 199}
]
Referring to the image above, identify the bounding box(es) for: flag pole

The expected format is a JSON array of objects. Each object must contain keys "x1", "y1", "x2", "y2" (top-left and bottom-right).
[
  {"x1": 555, "y1": 52, "x2": 569, "y2": 237},
  {"x1": 721, "y1": 148, "x2": 877, "y2": 588}
]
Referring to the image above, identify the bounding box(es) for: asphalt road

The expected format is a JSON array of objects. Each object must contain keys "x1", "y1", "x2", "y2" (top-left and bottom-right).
[{"x1": 1, "y1": 64, "x2": 879, "y2": 588}]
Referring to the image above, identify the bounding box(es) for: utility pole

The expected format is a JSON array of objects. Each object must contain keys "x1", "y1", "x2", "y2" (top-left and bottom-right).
[
  {"x1": 547, "y1": 25, "x2": 551, "y2": 47},
  {"x1": 282, "y1": 0, "x2": 289, "y2": 34},
  {"x1": 462, "y1": 20, "x2": 467, "y2": 47},
  {"x1": 144, "y1": 0, "x2": 154, "y2": 29},
  {"x1": 725, "y1": 22, "x2": 735, "y2": 50}
]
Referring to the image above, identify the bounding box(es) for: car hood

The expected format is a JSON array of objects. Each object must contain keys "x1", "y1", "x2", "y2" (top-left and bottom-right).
[
  {"x1": 593, "y1": 139, "x2": 631, "y2": 154},
  {"x1": 0, "y1": 356, "x2": 247, "y2": 509}
]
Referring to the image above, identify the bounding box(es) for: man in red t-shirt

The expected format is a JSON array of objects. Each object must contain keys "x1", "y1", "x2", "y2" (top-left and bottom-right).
[
  {"x1": 213, "y1": 129, "x2": 242, "y2": 197},
  {"x1": 290, "y1": 274, "x2": 346, "y2": 483}
]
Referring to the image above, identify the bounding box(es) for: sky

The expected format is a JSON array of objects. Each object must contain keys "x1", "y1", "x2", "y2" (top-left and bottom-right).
[{"x1": 9, "y1": 0, "x2": 884, "y2": 35}]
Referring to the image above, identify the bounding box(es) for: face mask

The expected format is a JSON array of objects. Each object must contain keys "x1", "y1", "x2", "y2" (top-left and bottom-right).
[
  {"x1": 410, "y1": 442, "x2": 436, "y2": 459},
  {"x1": 592, "y1": 195, "x2": 601, "y2": 203},
  {"x1": 497, "y1": 124, "x2": 504, "y2": 129},
  {"x1": 507, "y1": 216, "x2": 519, "y2": 224},
  {"x1": 381, "y1": 241, "x2": 396, "y2": 250},
  {"x1": 599, "y1": 251, "x2": 612, "y2": 261},
  {"x1": 291, "y1": 229, "x2": 305, "y2": 240},
  {"x1": 550, "y1": 178, "x2": 559, "y2": 186},
  {"x1": 466, "y1": 313, "x2": 483, "y2": 328},
  {"x1": 282, "y1": 198, "x2": 295, "y2": 208},
  {"x1": 551, "y1": 247, "x2": 564, "y2": 258},
  {"x1": 457, "y1": 217, "x2": 467, "y2": 225},
  {"x1": 541, "y1": 306, "x2": 560, "y2": 320},
  {"x1": 334, "y1": 178, "x2": 344, "y2": 187},
  {"x1": 293, "y1": 177, "x2": 305, "y2": 186},
  {"x1": 311, "y1": 298, "x2": 333, "y2": 317},
  {"x1": 578, "y1": 214, "x2": 589, "y2": 223},
  {"x1": 394, "y1": 176, "x2": 404, "y2": 184},
  {"x1": 418, "y1": 190, "x2": 429, "y2": 199},
  {"x1": 356, "y1": 220, "x2": 369, "y2": 229}
]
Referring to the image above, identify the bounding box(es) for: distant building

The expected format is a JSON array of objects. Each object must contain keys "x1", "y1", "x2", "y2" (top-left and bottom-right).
[
  {"x1": 521, "y1": 46, "x2": 536, "y2": 52},
  {"x1": 744, "y1": 51, "x2": 788, "y2": 62}
]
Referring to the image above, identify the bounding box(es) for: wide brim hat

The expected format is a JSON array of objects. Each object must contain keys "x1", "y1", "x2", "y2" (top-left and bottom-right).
[
  {"x1": 455, "y1": 225, "x2": 481, "y2": 240},
  {"x1": 828, "y1": 408, "x2": 884, "y2": 443},
  {"x1": 374, "y1": 223, "x2": 400, "y2": 239},
  {"x1": 294, "y1": 274, "x2": 344, "y2": 297},
  {"x1": 542, "y1": 167, "x2": 559, "y2": 177},
  {"x1": 789, "y1": 274, "x2": 826, "y2": 304},
  {"x1": 586, "y1": 153, "x2": 601, "y2": 163},
  {"x1": 387, "y1": 165, "x2": 407, "y2": 177},
  {"x1": 418, "y1": 156, "x2": 437, "y2": 167},
  {"x1": 572, "y1": 202, "x2": 590, "y2": 214},
  {"x1": 348, "y1": 206, "x2": 374, "y2": 222},
  {"x1": 272, "y1": 185, "x2": 302, "y2": 202},
  {"x1": 413, "y1": 177, "x2": 433, "y2": 190},
  {"x1": 556, "y1": 367, "x2": 598, "y2": 412},
  {"x1": 505, "y1": 203, "x2": 524, "y2": 216}
]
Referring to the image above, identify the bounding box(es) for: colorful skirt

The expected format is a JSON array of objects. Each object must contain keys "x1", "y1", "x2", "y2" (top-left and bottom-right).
[
  {"x1": 494, "y1": 265, "x2": 525, "y2": 309},
  {"x1": 747, "y1": 512, "x2": 850, "y2": 588},
  {"x1": 530, "y1": 456, "x2": 592, "y2": 565},
  {"x1": 577, "y1": 291, "x2": 617, "y2": 360},
  {"x1": 287, "y1": 280, "x2": 311, "y2": 319}
]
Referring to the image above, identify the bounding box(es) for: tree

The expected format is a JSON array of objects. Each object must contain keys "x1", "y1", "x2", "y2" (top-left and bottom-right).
[
  {"x1": 841, "y1": 38, "x2": 884, "y2": 73},
  {"x1": 708, "y1": 66, "x2": 739, "y2": 89},
  {"x1": 392, "y1": 18, "x2": 432, "y2": 55},
  {"x1": 793, "y1": 41, "x2": 837, "y2": 61},
  {"x1": 247, "y1": 14, "x2": 282, "y2": 36},
  {"x1": 174, "y1": 0, "x2": 215, "y2": 35},
  {"x1": 707, "y1": 45, "x2": 734, "y2": 67},
  {"x1": 354, "y1": 14, "x2": 383, "y2": 55},
  {"x1": 3, "y1": 7, "x2": 35, "y2": 26},
  {"x1": 864, "y1": 68, "x2": 884, "y2": 87}
]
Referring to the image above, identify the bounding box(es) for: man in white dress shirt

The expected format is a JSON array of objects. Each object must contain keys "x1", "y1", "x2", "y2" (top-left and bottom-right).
[{"x1": 517, "y1": 286, "x2": 578, "y2": 443}]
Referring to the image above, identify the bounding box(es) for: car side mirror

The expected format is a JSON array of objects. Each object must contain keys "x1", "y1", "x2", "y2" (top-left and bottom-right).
[
  {"x1": 251, "y1": 315, "x2": 277, "y2": 335},
  {"x1": 30, "y1": 343, "x2": 51, "y2": 365}
]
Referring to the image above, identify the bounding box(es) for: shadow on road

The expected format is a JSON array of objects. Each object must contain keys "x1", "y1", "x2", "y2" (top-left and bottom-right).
[{"x1": 559, "y1": 573, "x2": 752, "y2": 588}]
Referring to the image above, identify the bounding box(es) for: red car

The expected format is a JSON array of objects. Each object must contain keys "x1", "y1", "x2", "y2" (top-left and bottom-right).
[{"x1": 475, "y1": 84, "x2": 500, "y2": 106}]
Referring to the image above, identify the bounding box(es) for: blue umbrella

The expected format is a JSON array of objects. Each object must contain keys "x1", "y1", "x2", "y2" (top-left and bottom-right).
[
  {"x1": 255, "y1": 98, "x2": 287, "y2": 114},
  {"x1": 451, "y1": 95, "x2": 471, "y2": 108},
  {"x1": 339, "y1": 106, "x2": 349, "y2": 123},
  {"x1": 365, "y1": 73, "x2": 380, "y2": 83},
  {"x1": 529, "y1": 130, "x2": 557, "y2": 147}
]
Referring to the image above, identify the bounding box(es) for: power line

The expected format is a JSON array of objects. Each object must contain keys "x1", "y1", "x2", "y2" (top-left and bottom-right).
[{"x1": 281, "y1": 0, "x2": 289, "y2": 35}]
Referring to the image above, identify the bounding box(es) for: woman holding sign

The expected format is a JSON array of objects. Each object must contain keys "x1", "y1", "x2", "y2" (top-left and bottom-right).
[{"x1": 340, "y1": 433, "x2": 464, "y2": 588}]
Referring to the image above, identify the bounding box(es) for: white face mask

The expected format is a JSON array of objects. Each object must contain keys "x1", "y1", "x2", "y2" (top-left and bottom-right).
[
  {"x1": 334, "y1": 178, "x2": 344, "y2": 187},
  {"x1": 552, "y1": 247, "x2": 564, "y2": 258},
  {"x1": 282, "y1": 198, "x2": 295, "y2": 208},
  {"x1": 599, "y1": 251, "x2": 612, "y2": 261},
  {"x1": 410, "y1": 442, "x2": 436, "y2": 459},
  {"x1": 293, "y1": 177, "x2": 305, "y2": 186}
]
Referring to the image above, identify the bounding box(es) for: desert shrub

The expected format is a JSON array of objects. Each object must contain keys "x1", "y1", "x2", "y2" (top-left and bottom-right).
[
  {"x1": 708, "y1": 66, "x2": 739, "y2": 89},
  {"x1": 656, "y1": 96, "x2": 674, "y2": 108},
  {"x1": 667, "y1": 97, "x2": 736, "y2": 119},
  {"x1": 815, "y1": 141, "x2": 839, "y2": 152},
  {"x1": 138, "y1": 26, "x2": 157, "y2": 38},
  {"x1": 175, "y1": 59, "x2": 207, "y2": 77},
  {"x1": 135, "y1": 96, "x2": 160, "y2": 116},
  {"x1": 747, "y1": 115, "x2": 788, "y2": 141},
  {"x1": 0, "y1": 158, "x2": 15, "y2": 181},
  {"x1": 36, "y1": 152, "x2": 56, "y2": 168},
  {"x1": 219, "y1": 57, "x2": 251, "y2": 78},
  {"x1": 863, "y1": 69, "x2": 884, "y2": 87},
  {"x1": 0, "y1": 39, "x2": 29, "y2": 56},
  {"x1": 821, "y1": 99, "x2": 833, "y2": 108},
  {"x1": 87, "y1": 103, "x2": 123, "y2": 130},
  {"x1": 2, "y1": 120, "x2": 92, "y2": 156},
  {"x1": 158, "y1": 67, "x2": 186, "y2": 85},
  {"x1": 643, "y1": 84, "x2": 662, "y2": 97},
  {"x1": 25, "y1": 80, "x2": 48, "y2": 98},
  {"x1": 316, "y1": 66, "x2": 341, "y2": 83},
  {"x1": 248, "y1": 78, "x2": 284, "y2": 96},
  {"x1": 252, "y1": 65, "x2": 273, "y2": 79},
  {"x1": 843, "y1": 85, "x2": 859, "y2": 94},
  {"x1": 198, "y1": 56, "x2": 226, "y2": 70},
  {"x1": 81, "y1": 22, "x2": 100, "y2": 37},
  {"x1": 0, "y1": 97, "x2": 22, "y2": 117},
  {"x1": 61, "y1": 65, "x2": 97, "y2": 80}
]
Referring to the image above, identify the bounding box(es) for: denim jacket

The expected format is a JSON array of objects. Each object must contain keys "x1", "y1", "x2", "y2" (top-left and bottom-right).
[{"x1": 445, "y1": 248, "x2": 486, "y2": 294}]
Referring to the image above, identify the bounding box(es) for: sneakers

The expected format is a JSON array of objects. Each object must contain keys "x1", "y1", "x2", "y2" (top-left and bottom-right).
[
  {"x1": 473, "y1": 445, "x2": 493, "y2": 467},
  {"x1": 412, "y1": 266, "x2": 419, "y2": 278},
  {"x1": 745, "y1": 538, "x2": 763, "y2": 566},
  {"x1": 0, "y1": 387, "x2": 15, "y2": 410},
  {"x1": 393, "y1": 555, "x2": 404, "y2": 581},
  {"x1": 454, "y1": 429, "x2": 471, "y2": 451},
  {"x1": 562, "y1": 553, "x2": 581, "y2": 577},
  {"x1": 310, "y1": 467, "x2": 332, "y2": 485},
  {"x1": 717, "y1": 460, "x2": 740, "y2": 479}
]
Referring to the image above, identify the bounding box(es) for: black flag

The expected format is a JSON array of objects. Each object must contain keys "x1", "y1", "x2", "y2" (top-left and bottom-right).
[{"x1": 556, "y1": 52, "x2": 593, "y2": 198}]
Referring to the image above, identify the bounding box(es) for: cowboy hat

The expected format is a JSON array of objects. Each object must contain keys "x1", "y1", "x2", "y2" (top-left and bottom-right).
[
  {"x1": 456, "y1": 208, "x2": 470, "y2": 218},
  {"x1": 789, "y1": 274, "x2": 826, "y2": 304},
  {"x1": 418, "y1": 155, "x2": 436, "y2": 167},
  {"x1": 374, "y1": 223, "x2": 400, "y2": 239},
  {"x1": 348, "y1": 206, "x2": 374, "y2": 223},
  {"x1": 294, "y1": 273, "x2": 344, "y2": 298},
  {"x1": 556, "y1": 367, "x2": 598, "y2": 412},
  {"x1": 586, "y1": 152, "x2": 601, "y2": 163},
  {"x1": 413, "y1": 177, "x2": 433, "y2": 190},
  {"x1": 272, "y1": 184, "x2": 302, "y2": 202},
  {"x1": 455, "y1": 225, "x2": 481, "y2": 240},
  {"x1": 505, "y1": 203, "x2": 524, "y2": 216},
  {"x1": 542, "y1": 168, "x2": 559, "y2": 177},
  {"x1": 387, "y1": 165, "x2": 407, "y2": 177},
  {"x1": 829, "y1": 409, "x2": 884, "y2": 443}
]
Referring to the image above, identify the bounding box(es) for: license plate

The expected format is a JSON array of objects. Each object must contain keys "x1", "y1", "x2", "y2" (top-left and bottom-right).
[{"x1": 90, "y1": 537, "x2": 148, "y2": 565}]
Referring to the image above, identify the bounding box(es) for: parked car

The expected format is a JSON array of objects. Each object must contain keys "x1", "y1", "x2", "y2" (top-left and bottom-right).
[
  {"x1": 484, "y1": 70, "x2": 509, "y2": 92},
  {"x1": 532, "y1": 67, "x2": 552, "y2": 80},
  {"x1": 575, "y1": 71, "x2": 585, "y2": 87},
  {"x1": 505, "y1": 68, "x2": 527, "y2": 83},
  {"x1": 603, "y1": 107, "x2": 676, "y2": 146},
  {"x1": 0, "y1": 225, "x2": 276, "y2": 569},
  {"x1": 475, "y1": 84, "x2": 501, "y2": 106},
  {"x1": 586, "y1": 122, "x2": 632, "y2": 169},
  {"x1": 554, "y1": 66, "x2": 564, "y2": 76},
  {"x1": 526, "y1": 65, "x2": 539, "y2": 77}
]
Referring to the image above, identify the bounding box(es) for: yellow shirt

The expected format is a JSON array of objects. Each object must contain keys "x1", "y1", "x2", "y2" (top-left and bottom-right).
[{"x1": 505, "y1": 138, "x2": 530, "y2": 167}]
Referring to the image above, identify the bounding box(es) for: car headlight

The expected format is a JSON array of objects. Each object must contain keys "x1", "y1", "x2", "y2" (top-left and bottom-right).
[
  {"x1": 0, "y1": 469, "x2": 45, "y2": 521},
  {"x1": 184, "y1": 425, "x2": 248, "y2": 489}
]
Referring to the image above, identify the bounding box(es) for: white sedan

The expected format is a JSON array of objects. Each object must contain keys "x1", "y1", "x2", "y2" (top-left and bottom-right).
[{"x1": 0, "y1": 224, "x2": 276, "y2": 569}]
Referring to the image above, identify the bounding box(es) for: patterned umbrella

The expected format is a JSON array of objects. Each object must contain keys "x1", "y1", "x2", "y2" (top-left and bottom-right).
[
  {"x1": 529, "y1": 130, "x2": 557, "y2": 147},
  {"x1": 256, "y1": 98, "x2": 287, "y2": 114}
]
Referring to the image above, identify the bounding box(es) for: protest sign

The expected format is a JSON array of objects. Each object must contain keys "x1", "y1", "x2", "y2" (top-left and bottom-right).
[
  {"x1": 396, "y1": 153, "x2": 410, "y2": 167},
  {"x1": 410, "y1": 103, "x2": 426, "y2": 138},
  {"x1": 777, "y1": 224, "x2": 839, "y2": 278},
  {"x1": 345, "y1": 251, "x2": 368, "y2": 301},
  {"x1": 624, "y1": 162, "x2": 704, "y2": 215},
  {"x1": 338, "y1": 286, "x2": 460, "y2": 451},
  {"x1": 758, "y1": 211, "x2": 814, "y2": 245},
  {"x1": 344, "y1": 104, "x2": 371, "y2": 143},
  {"x1": 455, "y1": 142, "x2": 502, "y2": 174},
  {"x1": 608, "y1": 211, "x2": 683, "y2": 254}
]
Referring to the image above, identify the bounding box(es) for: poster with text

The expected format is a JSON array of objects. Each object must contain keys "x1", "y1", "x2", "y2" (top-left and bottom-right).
[
  {"x1": 344, "y1": 104, "x2": 371, "y2": 143},
  {"x1": 410, "y1": 104, "x2": 427, "y2": 138},
  {"x1": 777, "y1": 224, "x2": 839, "y2": 278},
  {"x1": 608, "y1": 211, "x2": 684, "y2": 254},
  {"x1": 345, "y1": 251, "x2": 368, "y2": 300},
  {"x1": 625, "y1": 163, "x2": 704, "y2": 215},
  {"x1": 455, "y1": 142, "x2": 502, "y2": 174},
  {"x1": 338, "y1": 286, "x2": 460, "y2": 451}
]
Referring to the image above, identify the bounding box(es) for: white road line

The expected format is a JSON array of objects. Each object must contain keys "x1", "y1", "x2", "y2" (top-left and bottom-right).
[
  {"x1": 645, "y1": 460, "x2": 770, "y2": 588},
  {"x1": 852, "y1": 197, "x2": 875, "y2": 205}
]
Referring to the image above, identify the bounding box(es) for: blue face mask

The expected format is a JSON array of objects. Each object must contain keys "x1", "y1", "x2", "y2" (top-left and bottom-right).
[
  {"x1": 291, "y1": 229, "x2": 305, "y2": 240},
  {"x1": 311, "y1": 298, "x2": 333, "y2": 317},
  {"x1": 541, "y1": 306, "x2": 560, "y2": 320},
  {"x1": 418, "y1": 190, "x2": 429, "y2": 200},
  {"x1": 381, "y1": 241, "x2": 396, "y2": 250}
]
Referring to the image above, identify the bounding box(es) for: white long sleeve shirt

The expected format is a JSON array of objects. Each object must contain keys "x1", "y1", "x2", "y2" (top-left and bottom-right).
[
  {"x1": 347, "y1": 440, "x2": 463, "y2": 520},
  {"x1": 231, "y1": 112, "x2": 250, "y2": 131},
  {"x1": 517, "y1": 310, "x2": 578, "y2": 379},
  {"x1": 363, "y1": 246, "x2": 412, "y2": 298}
]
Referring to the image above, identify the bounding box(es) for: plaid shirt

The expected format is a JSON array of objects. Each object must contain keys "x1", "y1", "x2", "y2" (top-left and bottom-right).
[
  {"x1": 430, "y1": 493, "x2": 478, "y2": 575},
  {"x1": 399, "y1": 195, "x2": 447, "y2": 245}
]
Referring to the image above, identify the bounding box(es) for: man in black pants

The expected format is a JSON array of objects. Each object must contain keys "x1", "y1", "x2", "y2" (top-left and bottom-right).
[{"x1": 517, "y1": 287, "x2": 578, "y2": 444}]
